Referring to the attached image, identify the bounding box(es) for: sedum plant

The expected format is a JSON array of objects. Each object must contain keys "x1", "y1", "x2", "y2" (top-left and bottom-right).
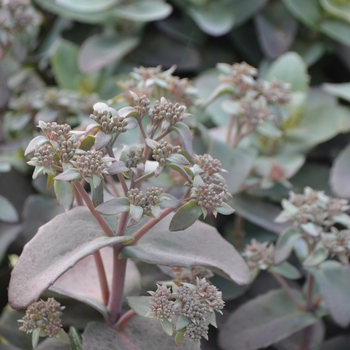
[{"x1": 8, "y1": 68, "x2": 250, "y2": 349}]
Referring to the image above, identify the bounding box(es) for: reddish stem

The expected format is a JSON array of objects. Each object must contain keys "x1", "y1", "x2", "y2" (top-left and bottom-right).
[{"x1": 116, "y1": 309, "x2": 137, "y2": 330}]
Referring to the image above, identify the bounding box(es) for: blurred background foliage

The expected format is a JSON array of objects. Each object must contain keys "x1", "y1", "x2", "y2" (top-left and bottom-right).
[{"x1": 2, "y1": 0, "x2": 350, "y2": 349}]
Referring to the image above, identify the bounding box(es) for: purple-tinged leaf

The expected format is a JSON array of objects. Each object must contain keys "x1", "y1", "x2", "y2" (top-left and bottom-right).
[
  {"x1": 145, "y1": 138, "x2": 159, "y2": 149},
  {"x1": 125, "y1": 117, "x2": 138, "y2": 130},
  {"x1": 108, "y1": 161, "x2": 130, "y2": 175},
  {"x1": 167, "y1": 153, "x2": 190, "y2": 166},
  {"x1": 51, "y1": 248, "x2": 140, "y2": 317},
  {"x1": 275, "y1": 227, "x2": 303, "y2": 264},
  {"x1": 169, "y1": 201, "x2": 202, "y2": 231},
  {"x1": 82, "y1": 318, "x2": 196, "y2": 350},
  {"x1": 54, "y1": 168, "x2": 81, "y2": 182},
  {"x1": 95, "y1": 130, "x2": 112, "y2": 150},
  {"x1": 95, "y1": 197, "x2": 130, "y2": 216},
  {"x1": 54, "y1": 180, "x2": 74, "y2": 212},
  {"x1": 24, "y1": 135, "x2": 48, "y2": 156},
  {"x1": 8, "y1": 207, "x2": 133, "y2": 309},
  {"x1": 130, "y1": 204, "x2": 143, "y2": 222},
  {"x1": 170, "y1": 122, "x2": 193, "y2": 156},
  {"x1": 121, "y1": 214, "x2": 250, "y2": 285},
  {"x1": 219, "y1": 289, "x2": 317, "y2": 350},
  {"x1": 306, "y1": 261, "x2": 350, "y2": 328},
  {"x1": 0, "y1": 224, "x2": 21, "y2": 263}
]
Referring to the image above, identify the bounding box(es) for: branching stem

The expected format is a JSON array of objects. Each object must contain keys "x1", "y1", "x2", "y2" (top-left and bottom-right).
[{"x1": 116, "y1": 309, "x2": 137, "y2": 330}]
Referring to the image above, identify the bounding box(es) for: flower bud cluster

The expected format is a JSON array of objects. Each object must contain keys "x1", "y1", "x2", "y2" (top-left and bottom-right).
[
  {"x1": 152, "y1": 140, "x2": 181, "y2": 168},
  {"x1": 220, "y1": 62, "x2": 258, "y2": 88},
  {"x1": 132, "y1": 94, "x2": 150, "y2": 118},
  {"x1": 73, "y1": 151, "x2": 106, "y2": 178},
  {"x1": 146, "y1": 187, "x2": 163, "y2": 206},
  {"x1": 125, "y1": 147, "x2": 144, "y2": 169},
  {"x1": 32, "y1": 144, "x2": 55, "y2": 168},
  {"x1": 321, "y1": 228, "x2": 350, "y2": 255},
  {"x1": 191, "y1": 183, "x2": 225, "y2": 210},
  {"x1": 18, "y1": 298, "x2": 64, "y2": 337},
  {"x1": 194, "y1": 154, "x2": 223, "y2": 175},
  {"x1": 149, "y1": 98, "x2": 186, "y2": 127},
  {"x1": 127, "y1": 188, "x2": 147, "y2": 207},
  {"x1": 56, "y1": 139, "x2": 78, "y2": 163},
  {"x1": 257, "y1": 79, "x2": 291, "y2": 105},
  {"x1": 243, "y1": 239, "x2": 275, "y2": 271},
  {"x1": 90, "y1": 109, "x2": 129, "y2": 135},
  {"x1": 276, "y1": 187, "x2": 350, "y2": 236},
  {"x1": 148, "y1": 278, "x2": 224, "y2": 346},
  {"x1": 0, "y1": 0, "x2": 41, "y2": 43},
  {"x1": 40, "y1": 122, "x2": 71, "y2": 142},
  {"x1": 172, "y1": 266, "x2": 214, "y2": 284},
  {"x1": 239, "y1": 96, "x2": 271, "y2": 126}
]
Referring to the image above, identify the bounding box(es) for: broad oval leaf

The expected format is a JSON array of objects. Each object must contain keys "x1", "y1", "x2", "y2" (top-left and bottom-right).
[
  {"x1": 54, "y1": 180, "x2": 74, "y2": 212},
  {"x1": 268, "y1": 261, "x2": 302, "y2": 280},
  {"x1": 303, "y1": 247, "x2": 329, "y2": 267},
  {"x1": 321, "y1": 0, "x2": 350, "y2": 25},
  {"x1": 0, "y1": 195, "x2": 18, "y2": 223},
  {"x1": 113, "y1": 1, "x2": 172, "y2": 22},
  {"x1": 24, "y1": 135, "x2": 48, "y2": 156},
  {"x1": 265, "y1": 52, "x2": 309, "y2": 93},
  {"x1": 56, "y1": 0, "x2": 118, "y2": 13},
  {"x1": 323, "y1": 82, "x2": 350, "y2": 103},
  {"x1": 170, "y1": 122, "x2": 193, "y2": 157},
  {"x1": 96, "y1": 197, "x2": 130, "y2": 216},
  {"x1": 8, "y1": 206, "x2": 133, "y2": 309},
  {"x1": 169, "y1": 201, "x2": 202, "y2": 232},
  {"x1": 50, "y1": 248, "x2": 140, "y2": 318},
  {"x1": 281, "y1": 0, "x2": 321, "y2": 28},
  {"x1": 78, "y1": 34, "x2": 139, "y2": 73},
  {"x1": 320, "y1": 20, "x2": 350, "y2": 47},
  {"x1": 218, "y1": 289, "x2": 317, "y2": 350},
  {"x1": 306, "y1": 261, "x2": 350, "y2": 328},
  {"x1": 275, "y1": 227, "x2": 302, "y2": 264},
  {"x1": 82, "y1": 318, "x2": 197, "y2": 350},
  {"x1": 121, "y1": 214, "x2": 250, "y2": 285},
  {"x1": 330, "y1": 143, "x2": 350, "y2": 198}
]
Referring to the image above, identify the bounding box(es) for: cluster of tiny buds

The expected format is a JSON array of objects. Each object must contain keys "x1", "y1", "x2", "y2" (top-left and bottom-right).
[
  {"x1": 127, "y1": 188, "x2": 146, "y2": 207},
  {"x1": 90, "y1": 110, "x2": 129, "y2": 135},
  {"x1": 148, "y1": 278, "x2": 224, "y2": 343},
  {"x1": 74, "y1": 151, "x2": 105, "y2": 178},
  {"x1": 191, "y1": 183, "x2": 225, "y2": 210},
  {"x1": 41, "y1": 122, "x2": 71, "y2": 142},
  {"x1": 172, "y1": 266, "x2": 214, "y2": 284},
  {"x1": 150, "y1": 98, "x2": 186, "y2": 126},
  {"x1": 321, "y1": 229, "x2": 350, "y2": 255},
  {"x1": 146, "y1": 187, "x2": 163, "y2": 206},
  {"x1": 56, "y1": 139, "x2": 77, "y2": 163},
  {"x1": 18, "y1": 298, "x2": 64, "y2": 337},
  {"x1": 132, "y1": 65, "x2": 163, "y2": 80},
  {"x1": 243, "y1": 239, "x2": 275, "y2": 271},
  {"x1": 257, "y1": 79, "x2": 291, "y2": 105},
  {"x1": 220, "y1": 62, "x2": 258, "y2": 87},
  {"x1": 131, "y1": 93, "x2": 150, "y2": 118},
  {"x1": 194, "y1": 154, "x2": 222, "y2": 175},
  {"x1": 125, "y1": 147, "x2": 144, "y2": 169},
  {"x1": 149, "y1": 284, "x2": 175, "y2": 320},
  {"x1": 33, "y1": 144, "x2": 55, "y2": 167},
  {"x1": 239, "y1": 97, "x2": 271, "y2": 125},
  {"x1": 200, "y1": 173, "x2": 229, "y2": 194},
  {"x1": 152, "y1": 140, "x2": 181, "y2": 166}
]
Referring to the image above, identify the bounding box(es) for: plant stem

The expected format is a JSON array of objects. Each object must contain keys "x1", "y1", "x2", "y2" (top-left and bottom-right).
[
  {"x1": 108, "y1": 246, "x2": 127, "y2": 326},
  {"x1": 154, "y1": 129, "x2": 170, "y2": 142},
  {"x1": 132, "y1": 207, "x2": 174, "y2": 243},
  {"x1": 0, "y1": 41, "x2": 10, "y2": 60},
  {"x1": 116, "y1": 309, "x2": 137, "y2": 330},
  {"x1": 134, "y1": 170, "x2": 156, "y2": 185},
  {"x1": 105, "y1": 175, "x2": 120, "y2": 197},
  {"x1": 73, "y1": 180, "x2": 114, "y2": 237},
  {"x1": 93, "y1": 252, "x2": 109, "y2": 306},
  {"x1": 74, "y1": 181, "x2": 110, "y2": 306},
  {"x1": 226, "y1": 114, "x2": 235, "y2": 144},
  {"x1": 137, "y1": 119, "x2": 147, "y2": 142},
  {"x1": 270, "y1": 272, "x2": 304, "y2": 310}
]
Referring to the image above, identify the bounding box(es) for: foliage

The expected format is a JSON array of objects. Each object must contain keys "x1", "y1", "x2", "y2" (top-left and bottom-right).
[{"x1": 2, "y1": 0, "x2": 350, "y2": 349}]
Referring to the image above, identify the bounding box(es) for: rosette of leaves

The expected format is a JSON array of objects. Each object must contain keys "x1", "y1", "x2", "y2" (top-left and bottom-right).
[{"x1": 127, "y1": 277, "x2": 224, "y2": 348}]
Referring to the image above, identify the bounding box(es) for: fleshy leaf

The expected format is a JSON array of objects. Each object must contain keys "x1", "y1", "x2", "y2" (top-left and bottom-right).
[
  {"x1": 95, "y1": 197, "x2": 130, "y2": 216},
  {"x1": 54, "y1": 168, "x2": 81, "y2": 182},
  {"x1": 215, "y1": 202, "x2": 235, "y2": 216},
  {"x1": 126, "y1": 296, "x2": 151, "y2": 317},
  {"x1": 170, "y1": 122, "x2": 193, "y2": 156},
  {"x1": 303, "y1": 247, "x2": 329, "y2": 267},
  {"x1": 330, "y1": 143, "x2": 350, "y2": 198},
  {"x1": 121, "y1": 214, "x2": 250, "y2": 285},
  {"x1": 218, "y1": 289, "x2": 317, "y2": 350},
  {"x1": 274, "y1": 227, "x2": 303, "y2": 264},
  {"x1": 8, "y1": 206, "x2": 133, "y2": 309},
  {"x1": 306, "y1": 261, "x2": 350, "y2": 328},
  {"x1": 24, "y1": 135, "x2": 48, "y2": 156},
  {"x1": 169, "y1": 201, "x2": 202, "y2": 231},
  {"x1": 0, "y1": 195, "x2": 18, "y2": 223},
  {"x1": 268, "y1": 261, "x2": 302, "y2": 280},
  {"x1": 54, "y1": 180, "x2": 74, "y2": 212},
  {"x1": 82, "y1": 318, "x2": 197, "y2": 350},
  {"x1": 51, "y1": 248, "x2": 140, "y2": 318},
  {"x1": 95, "y1": 130, "x2": 112, "y2": 151}
]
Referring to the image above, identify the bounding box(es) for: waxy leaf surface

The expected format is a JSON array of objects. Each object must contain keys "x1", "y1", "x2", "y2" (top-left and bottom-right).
[
  {"x1": 8, "y1": 206, "x2": 132, "y2": 309},
  {"x1": 83, "y1": 317, "x2": 196, "y2": 350},
  {"x1": 219, "y1": 289, "x2": 317, "y2": 350},
  {"x1": 306, "y1": 261, "x2": 350, "y2": 328},
  {"x1": 120, "y1": 214, "x2": 250, "y2": 285},
  {"x1": 50, "y1": 248, "x2": 140, "y2": 318}
]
